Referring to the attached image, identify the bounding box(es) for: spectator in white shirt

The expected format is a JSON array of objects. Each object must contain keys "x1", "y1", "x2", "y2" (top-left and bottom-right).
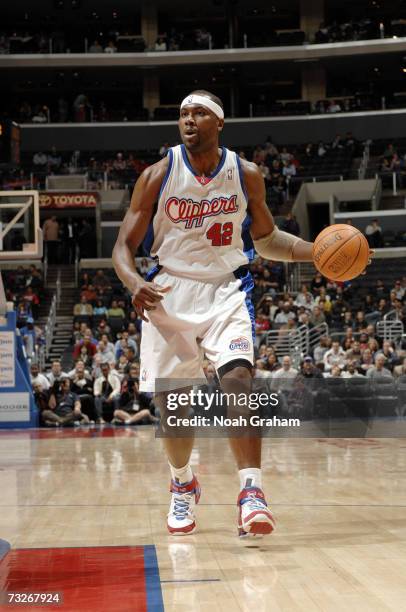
[
  {"x1": 323, "y1": 340, "x2": 346, "y2": 372},
  {"x1": 274, "y1": 302, "x2": 296, "y2": 325},
  {"x1": 366, "y1": 355, "x2": 393, "y2": 380},
  {"x1": 271, "y1": 355, "x2": 298, "y2": 392},
  {"x1": 282, "y1": 160, "x2": 297, "y2": 178},
  {"x1": 294, "y1": 285, "x2": 314, "y2": 308},
  {"x1": 46, "y1": 360, "x2": 68, "y2": 386},
  {"x1": 30, "y1": 363, "x2": 50, "y2": 391},
  {"x1": 341, "y1": 361, "x2": 363, "y2": 378},
  {"x1": 93, "y1": 363, "x2": 121, "y2": 423}
]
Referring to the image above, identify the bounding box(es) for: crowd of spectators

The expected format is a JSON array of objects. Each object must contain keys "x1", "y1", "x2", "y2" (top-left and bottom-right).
[
  {"x1": 27, "y1": 248, "x2": 406, "y2": 425},
  {"x1": 30, "y1": 264, "x2": 160, "y2": 427},
  {"x1": 314, "y1": 18, "x2": 380, "y2": 44},
  {"x1": 3, "y1": 265, "x2": 46, "y2": 361},
  {"x1": 0, "y1": 25, "x2": 213, "y2": 55},
  {"x1": 379, "y1": 142, "x2": 406, "y2": 189},
  {"x1": 2, "y1": 15, "x2": 405, "y2": 56}
]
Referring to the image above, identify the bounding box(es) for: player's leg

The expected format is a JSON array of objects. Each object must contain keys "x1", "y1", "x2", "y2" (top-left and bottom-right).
[
  {"x1": 138, "y1": 271, "x2": 203, "y2": 535},
  {"x1": 155, "y1": 390, "x2": 200, "y2": 535},
  {"x1": 200, "y1": 269, "x2": 275, "y2": 537},
  {"x1": 219, "y1": 361, "x2": 276, "y2": 537}
]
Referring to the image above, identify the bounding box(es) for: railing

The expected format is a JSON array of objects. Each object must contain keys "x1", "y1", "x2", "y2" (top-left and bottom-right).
[
  {"x1": 376, "y1": 317, "x2": 404, "y2": 342},
  {"x1": 74, "y1": 245, "x2": 80, "y2": 287},
  {"x1": 284, "y1": 262, "x2": 301, "y2": 293},
  {"x1": 265, "y1": 322, "x2": 329, "y2": 368},
  {"x1": 56, "y1": 270, "x2": 61, "y2": 307},
  {"x1": 364, "y1": 171, "x2": 406, "y2": 197},
  {"x1": 45, "y1": 293, "x2": 57, "y2": 358},
  {"x1": 43, "y1": 243, "x2": 48, "y2": 287}
]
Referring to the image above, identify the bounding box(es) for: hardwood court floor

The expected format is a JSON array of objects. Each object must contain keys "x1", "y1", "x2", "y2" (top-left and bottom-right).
[{"x1": 0, "y1": 427, "x2": 406, "y2": 611}]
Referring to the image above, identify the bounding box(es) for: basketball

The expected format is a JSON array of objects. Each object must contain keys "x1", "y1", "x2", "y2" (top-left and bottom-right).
[{"x1": 312, "y1": 224, "x2": 370, "y2": 281}]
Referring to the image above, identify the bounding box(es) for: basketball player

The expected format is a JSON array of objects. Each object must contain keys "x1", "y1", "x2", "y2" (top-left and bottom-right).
[{"x1": 112, "y1": 90, "x2": 314, "y2": 537}]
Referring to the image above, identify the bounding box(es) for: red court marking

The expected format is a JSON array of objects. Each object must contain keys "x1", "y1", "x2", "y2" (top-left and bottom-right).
[{"x1": 0, "y1": 546, "x2": 148, "y2": 612}]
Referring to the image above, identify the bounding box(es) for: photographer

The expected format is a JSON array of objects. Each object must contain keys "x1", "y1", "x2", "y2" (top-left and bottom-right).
[{"x1": 112, "y1": 364, "x2": 158, "y2": 425}]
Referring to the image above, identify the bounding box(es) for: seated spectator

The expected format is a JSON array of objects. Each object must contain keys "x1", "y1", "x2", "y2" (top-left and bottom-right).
[
  {"x1": 89, "y1": 40, "x2": 103, "y2": 53},
  {"x1": 46, "y1": 360, "x2": 68, "y2": 386},
  {"x1": 108, "y1": 299, "x2": 126, "y2": 318},
  {"x1": 270, "y1": 355, "x2": 297, "y2": 392},
  {"x1": 376, "y1": 340, "x2": 398, "y2": 371},
  {"x1": 345, "y1": 340, "x2": 363, "y2": 366},
  {"x1": 67, "y1": 359, "x2": 91, "y2": 380},
  {"x1": 393, "y1": 280, "x2": 405, "y2": 301},
  {"x1": 310, "y1": 272, "x2": 326, "y2": 295},
  {"x1": 327, "y1": 100, "x2": 341, "y2": 113},
  {"x1": 45, "y1": 378, "x2": 90, "y2": 426},
  {"x1": 30, "y1": 363, "x2": 50, "y2": 391},
  {"x1": 280, "y1": 212, "x2": 300, "y2": 236},
  {"x1": 93, "y1": 320, "x2": 112, "y2": 340},
  {"x1": 324, "y1": 365, "x2": 342, "y2": 378},
  {"x1": 95, "y1": 340, "x2": 115, "y2": 364},
  {"x1": 23, "y1": 286, "x2": 40, "y2": 319},
  {"x1": 93, "y1": 363, "x2": 121, "y2": 423},
  {"x1": 113, "y1": 364, "x2": 158, "y2": 425},
  {"x1": 366, "y1": 354, "x2": 393, "y2": 380},
  {"x1": 341, "y1": 361, "x2": 364, "y2": 378},
  {"x1": 255, "y1": 309, "x2": 271, "y2": 342},
  {"x1": 154, "y1": 37, "x2": 167, "y2": 51},
  {"x1": 71, "y1": 366, "x2": 95, "y2": 420},
  {"x1": 73, "y1": 296, "x2": 93, "y2": 318},
  {"x1": 104, "y1": 40, "x2": 117, "y2": 53},
  {"x1": 365, "y1": 219, "x2": 383, "y2": 248},
  {"x1": 274, "y1": 302, "x2": 296, "y2": 325},
  {"x1": 81, "y1": 284, "x2": 97, "y2": 303},
  {"x1": 359, "y1": 348, "x2": 374, "y2": 374},
  {"x1": 93, "y1": 269, "x2": 111, "y2": 290},
  {"x1": 310, "y1": 305, "x2": 326, "y2": 327},
  {"x1": 323, "y1": 340, "x2": 346, "y2": 371},
  {"x1": 294, "y1": 285, "x2": 314, "y2": 308},
  {"x1": 73, "y1": 329, "x2": 97, "y2": 360},
  {"x1": 264, "y1": 353, "x2": 280, "y2": 374},
  {"x1": 93, "y1": 299, "x2": 108, "y2": 317}
]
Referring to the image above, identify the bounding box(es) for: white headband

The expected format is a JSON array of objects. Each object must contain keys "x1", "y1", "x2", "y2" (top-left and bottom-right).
[{"x1": 180, "y1": 94, "x2": 224, "y2": 119}]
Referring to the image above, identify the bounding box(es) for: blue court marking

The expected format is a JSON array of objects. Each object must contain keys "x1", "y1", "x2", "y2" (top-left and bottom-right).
[
  {"x1": 144, "y1": 545, "x2": 164, "y2": 612},
  {"x1": 0, "y1": 539, "x2": 10, "y2": 561}
]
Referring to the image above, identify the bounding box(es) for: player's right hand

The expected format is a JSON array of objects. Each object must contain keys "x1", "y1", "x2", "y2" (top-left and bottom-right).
[{"x1": 131, "y1": 281, "x2": 171, "y2": 322}]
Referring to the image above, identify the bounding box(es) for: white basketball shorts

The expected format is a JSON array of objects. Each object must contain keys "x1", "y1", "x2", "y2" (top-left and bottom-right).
[{"x1": 139, "y1": 266, "x2": 255, "y2": 392}]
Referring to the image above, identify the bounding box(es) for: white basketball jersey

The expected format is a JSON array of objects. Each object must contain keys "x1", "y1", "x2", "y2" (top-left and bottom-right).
[{"x1": 146, "y1": 144, "x2": 253, "y2": 280}]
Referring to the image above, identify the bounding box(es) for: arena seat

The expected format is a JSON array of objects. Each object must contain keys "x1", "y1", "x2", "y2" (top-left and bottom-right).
[{"x1": 373, "y1": 379, "x2": 398, "y2": 417}]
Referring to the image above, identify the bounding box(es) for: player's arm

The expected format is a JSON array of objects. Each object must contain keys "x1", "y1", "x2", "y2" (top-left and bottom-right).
[
  {"x1": 112, "y1": 158, "x2": 171, "y2": 321},
  {"x1": 242, "y1": 159, "x2": 313, "y2": 262}
]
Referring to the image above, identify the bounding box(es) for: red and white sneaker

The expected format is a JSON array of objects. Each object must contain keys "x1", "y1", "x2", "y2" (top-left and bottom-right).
[
  {"x1": 167, "y1": 476, "x2": 201, "y2": 536},
  {"x1": 237, "y1": 487, "x2": 276, "y2": 537}
]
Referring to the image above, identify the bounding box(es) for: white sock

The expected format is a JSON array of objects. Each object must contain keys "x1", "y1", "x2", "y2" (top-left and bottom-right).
[
  {"x1": 169, "y1": 462, "x2": 193, "y2": 484},
  {"x1": 239, "y1": 468, "x2": 262, "y2": 490}
]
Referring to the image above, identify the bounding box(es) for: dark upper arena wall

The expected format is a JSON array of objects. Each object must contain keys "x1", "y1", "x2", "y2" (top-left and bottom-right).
[{"x1": 20, "y1": 109, "x2": 406, "y2": 151}]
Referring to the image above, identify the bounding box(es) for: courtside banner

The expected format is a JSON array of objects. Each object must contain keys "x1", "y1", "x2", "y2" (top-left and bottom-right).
[
  {"x1": 154, "y1": 377, "x2": 406, "y2": 438},
  {"x1": 39, "y1": 192, "x2": 99, "y2": 208}
]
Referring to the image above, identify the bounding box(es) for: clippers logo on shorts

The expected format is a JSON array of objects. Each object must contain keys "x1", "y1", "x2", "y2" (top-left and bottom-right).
[
  {"x1": 165, "y1": 195, "x2": 238, "y2": 229},
  {"x1": 229, "y1": 336, "x2": 250, "y2": 352}
]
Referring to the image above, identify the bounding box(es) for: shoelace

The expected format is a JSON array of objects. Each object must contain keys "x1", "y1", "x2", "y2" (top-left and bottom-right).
[
  {"x1": 243, "y1": 497, "x2": 267, "y2": 511},
  {"x1": 172, "y1": 493, "x2": 194, "y2": 518}
]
